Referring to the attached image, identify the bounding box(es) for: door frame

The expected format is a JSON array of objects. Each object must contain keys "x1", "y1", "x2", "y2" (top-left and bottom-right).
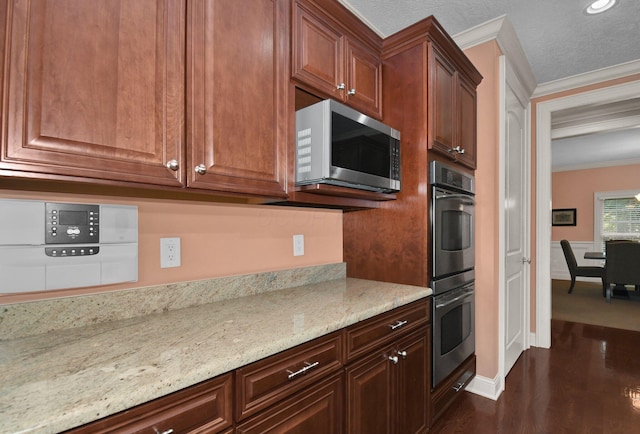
[{"x1": 535, "y1": 79, "x2": 640, "y2": 348}]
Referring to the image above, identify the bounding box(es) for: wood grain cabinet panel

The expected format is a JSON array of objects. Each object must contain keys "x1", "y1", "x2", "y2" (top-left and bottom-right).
[
  {"x1": 2, "y1": 0, "x2": 185, "y2": 186},
  {"x1": 2, "y1": 0, "x2": 287, "y2": 199},
  {"x1": 345, "y1": 299, "x2": 430, "y2": 363},
  {"x1": 457, "y1": 76, "x2": 478, "y2": 169},
  {"x1": 64, "y1": 374, "x2": 233, "y2": 434},
  {"x1": 344, "y1": 16, "x2": 482, "y2": 287},
  {"x1": 292, "y1": 0, "x2": 382, "y2": 119},
  {"x1": 346, "y1": 327, "x2": 430, "y2": 434},
  {"x1": 186, "y1": 0, "x2": 288, "y2": 198},
  {"x1": 430, "y1": 45, "x2": 480, "y2": 169},
  {"x1": 236, "y1": 373, "x2": 344, "y2": 434},
  {"x1": 235, "y1": 330, "x2": 343, "y2": 421}
]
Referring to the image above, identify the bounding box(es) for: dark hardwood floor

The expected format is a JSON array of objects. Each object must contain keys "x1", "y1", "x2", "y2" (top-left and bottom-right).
[{"x1": 430, "y1": 319, "x2": 640, "y2": 433}]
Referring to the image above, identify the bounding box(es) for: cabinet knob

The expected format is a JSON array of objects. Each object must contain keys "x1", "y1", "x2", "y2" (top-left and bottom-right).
[
  {"x1": 336, "y1": 83, "x2": 346, "y2": 90},
  {"x1": 154, "y1": 428, "x2": 174, "y2": 434},
  {"x1": 347, "y1": 88, "x2": 356, "y2": 96},
  {"x1": 166, "y1": 159, "x2": 179, "y2": 171},
  {"x1": 450, "y1": 146, "x2": 465, "y2": 155},
  {"x1": 388, "y1": 355, "x2": 399, "y2": 364},
  {"x1": 194, "y1": 164, "x2": 207, "y2": 175},
  {"x1": 397, "y1": 350, "x2": 407, "y2": 359}
]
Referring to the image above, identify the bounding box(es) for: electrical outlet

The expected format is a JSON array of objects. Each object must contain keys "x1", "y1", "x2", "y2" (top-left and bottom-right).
[
  {"x1": 160, "y1": 237, "x2": 181, "y2": 268},
  {"x1": 293, "y1": 234, "x2": 304, "y2": 256}
]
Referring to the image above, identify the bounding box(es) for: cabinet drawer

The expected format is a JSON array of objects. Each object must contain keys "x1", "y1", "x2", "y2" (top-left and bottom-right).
[
  {"x1": 65, "y1": 374, "x2": 233, "y2": 434},
  {"x1": 431, "y1": 354, "x2": 476, "y2": 424},
  {"x1": 236, "y1": 372, "x2": 344, "y2": 434},
  {"x1": 235, "y1": 330, "x2": 343, "y2": 421},
  {"x1": 345, "y1": 299, "x2": 430, "y2": 362}
]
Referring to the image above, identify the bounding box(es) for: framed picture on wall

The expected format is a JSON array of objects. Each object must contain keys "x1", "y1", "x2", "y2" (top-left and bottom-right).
[{"x1": 552, "y1": 208, "x2": 577, "y2": 226}]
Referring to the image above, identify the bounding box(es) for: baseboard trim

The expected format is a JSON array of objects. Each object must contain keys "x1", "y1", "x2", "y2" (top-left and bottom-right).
[{"x1": 465, "y1": 373, "x2": 503, "y2": 401}]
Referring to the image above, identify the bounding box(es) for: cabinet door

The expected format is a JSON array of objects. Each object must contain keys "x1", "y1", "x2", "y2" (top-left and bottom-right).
[
  {"x1": 396, "y1": 328, "x2": 430, "y2": 434},
  {"x1": 431, "y1": 49, "x2": 456, "y2": 155},
  {"x1": 292, "y1": 1, "x2": 344, "y2": 100},
  {"x1": 187, "y1": 0, "x2": 287, "y2": 198},
  {"x1": 345, "y1": 39, "x2": 382, "y2": 119},
  {"x1": 346, "y1": 351, "x2": 395, "y2": 434},
  {"x1": 2, "y1": 0, "x2": 185, "y2": 186},
  {"x1": 456, "y1": 76, "x2": 478, "y2": 169}
]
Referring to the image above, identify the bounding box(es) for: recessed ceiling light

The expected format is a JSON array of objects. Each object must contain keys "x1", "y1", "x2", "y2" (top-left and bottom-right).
[{"x1": 585, "y1": 0, "x2": 617, "y2": 14}]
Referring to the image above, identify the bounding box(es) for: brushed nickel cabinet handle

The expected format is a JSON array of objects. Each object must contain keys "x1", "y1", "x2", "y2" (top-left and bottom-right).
[
  {"x1": 388, "y1": 355, "x2": 399, "y2": 364},
  {"x1": 286, "y1": 361, "x2": 320, "y2": 380},
  {"x1": 389, "y1": 320, "x2": 408, "y2": 330},
  {"x1": 336, "y1": 83, "x2": 346, "y2": 90},
  {"x1": 347, "y1": 88, "x2": 356, "y2": 95},
  {"x1": 194, "y1": 164, "x2": 207, "y2": 175}
]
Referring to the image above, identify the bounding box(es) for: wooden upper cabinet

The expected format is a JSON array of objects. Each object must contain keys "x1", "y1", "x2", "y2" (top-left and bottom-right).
[
  {"x1": 2, "y1": 0, "x2": 185, "y2": 186},
  {"x1": 457, "y1": 75, "x2": 478, "y2": 169},
  {"x1": 432, "y1": 50, "x2": 456, "y2": 155},
  {"x1": 2, "y1": 0, "x2": 287, "y2": 199},
  {"x1": 292, "y1": 4, "x2": 344, "y2": 100},
  {"x1": 345, "y1": 38, "x2": 382, "y2": 118},
  {"x1": 186, "y1": 0, "x2": 287, "y2": 198},
  {"x1": 430, "y1": 44, "x2": 480, "y2": 169},
  {"x1": 292, "y1": 0, "x2": 382, "y2": 119}
]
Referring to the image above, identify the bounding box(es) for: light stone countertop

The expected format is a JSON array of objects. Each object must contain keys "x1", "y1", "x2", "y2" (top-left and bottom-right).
[{"x1": 0, "y1": 270, "x2": 430, "y2": 434}]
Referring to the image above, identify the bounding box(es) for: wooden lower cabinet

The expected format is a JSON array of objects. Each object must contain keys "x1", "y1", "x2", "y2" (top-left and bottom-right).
[
  {"x1": 346, "y1": 327, "x2": 430, "y2": 434},
  {"x1": 235, "y1": 373, "x2": 344, "y2": 434},
  {"x1": 64, "y1": 374, "x2": 233, "y2": 434},
  {"x1": 64, "y1": 301, "x2": 432, "y2": 434}
]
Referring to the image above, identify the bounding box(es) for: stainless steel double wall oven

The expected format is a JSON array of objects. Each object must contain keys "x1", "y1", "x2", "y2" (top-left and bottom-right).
[{"x1": 430, "y1": 161, "x2": 476, "y2": 388}]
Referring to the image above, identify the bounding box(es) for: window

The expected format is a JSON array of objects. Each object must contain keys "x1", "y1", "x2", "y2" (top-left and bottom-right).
[{"x1": 594, "y1": 190, "x2": 640, "y2": 251}]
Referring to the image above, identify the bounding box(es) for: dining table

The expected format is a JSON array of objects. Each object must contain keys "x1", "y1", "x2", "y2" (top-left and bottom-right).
[{"x1": 584, "y1": 251, "x2": 606, "y2": 260}]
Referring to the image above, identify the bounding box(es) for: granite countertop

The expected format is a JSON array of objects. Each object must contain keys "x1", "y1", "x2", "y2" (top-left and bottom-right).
[{"x1": 0, "y1": 265, "x2": 431, "y2": 434}]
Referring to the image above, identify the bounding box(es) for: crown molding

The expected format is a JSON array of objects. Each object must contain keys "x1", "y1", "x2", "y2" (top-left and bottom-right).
[
  {"x1": 454, "y1": 15, "x2": 537, "y2": 98},
  {"x1": 533, "y1": 59, "x2": 640, "y2": 98},
  {"x1": 552, "y1": 157, "x2": 640, "y2": 172}
]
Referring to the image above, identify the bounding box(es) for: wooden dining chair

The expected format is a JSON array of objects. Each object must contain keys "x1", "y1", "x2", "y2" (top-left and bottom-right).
[
  {"x1": 604, "y1": 240, "x2": 640, "y2": 302},
  {"x1": 560, "y1": 240, "x2": 606, "y2": 295}
]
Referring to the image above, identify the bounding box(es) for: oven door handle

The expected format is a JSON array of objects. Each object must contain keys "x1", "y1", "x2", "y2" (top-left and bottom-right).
[
  {"x1": 435, "y1": 193, "x2": 475, "y2": 205},
  {"x1": 435, "y1": 288, "x2": 474, "y2": 308}
]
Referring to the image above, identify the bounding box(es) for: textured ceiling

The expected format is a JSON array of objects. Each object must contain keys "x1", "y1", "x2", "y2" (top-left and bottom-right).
[
  {"x1": 338, "y1": 0, "x2": 640, "y2": 84},
  {"x1": 339, "y1": 0, "x2": 640, "y2": 170}
]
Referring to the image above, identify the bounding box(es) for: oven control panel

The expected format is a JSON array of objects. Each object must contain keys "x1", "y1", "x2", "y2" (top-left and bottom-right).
[{"x1": 45, "y1": 202, "x2": 99, "y2": 244}]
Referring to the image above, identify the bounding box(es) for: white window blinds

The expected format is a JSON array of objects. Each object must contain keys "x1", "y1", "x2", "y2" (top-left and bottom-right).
[{"x1": 600, "y1": 197, "x2": 640, "y2": 250}]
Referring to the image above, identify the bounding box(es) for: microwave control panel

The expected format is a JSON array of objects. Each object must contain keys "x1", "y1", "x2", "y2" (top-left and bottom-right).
[{"x1": 45, "y1": 202, "x2": 99, "y2": 244}]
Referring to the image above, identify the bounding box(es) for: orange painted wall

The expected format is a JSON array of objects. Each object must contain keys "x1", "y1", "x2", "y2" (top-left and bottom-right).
[
  {"x1": 552, "y1": 165, "x2": 640, "y2": 241},
  {"x1": 0, "y1": 188, "x2": 343, "y2": 304},
  {"x1": 464, "y1": 40, "x2": 502, "y2": 379}
]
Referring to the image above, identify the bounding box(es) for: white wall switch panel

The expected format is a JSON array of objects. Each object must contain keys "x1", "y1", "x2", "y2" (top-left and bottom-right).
[
  {"x1": 160, "y1": 237, "x2": 181, "y2": 268},
  {"x1": 293, "y1": 234, "x2": 304, "y2": 256}
]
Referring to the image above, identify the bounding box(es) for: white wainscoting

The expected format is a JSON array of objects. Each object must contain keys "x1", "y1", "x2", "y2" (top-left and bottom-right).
[{"x1": 551, "y1": 240, "x2": 604, "y2": 282}]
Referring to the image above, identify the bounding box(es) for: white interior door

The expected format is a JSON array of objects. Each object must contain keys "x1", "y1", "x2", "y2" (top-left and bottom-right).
[{"x1": 503, "y1": 62, "x2": 530, "y2": 376}]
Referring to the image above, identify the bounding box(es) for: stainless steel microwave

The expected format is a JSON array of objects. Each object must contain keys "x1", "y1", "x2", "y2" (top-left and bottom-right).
[{"x1": 295, "y1": 99, "x2": 401, "y2": 193}]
